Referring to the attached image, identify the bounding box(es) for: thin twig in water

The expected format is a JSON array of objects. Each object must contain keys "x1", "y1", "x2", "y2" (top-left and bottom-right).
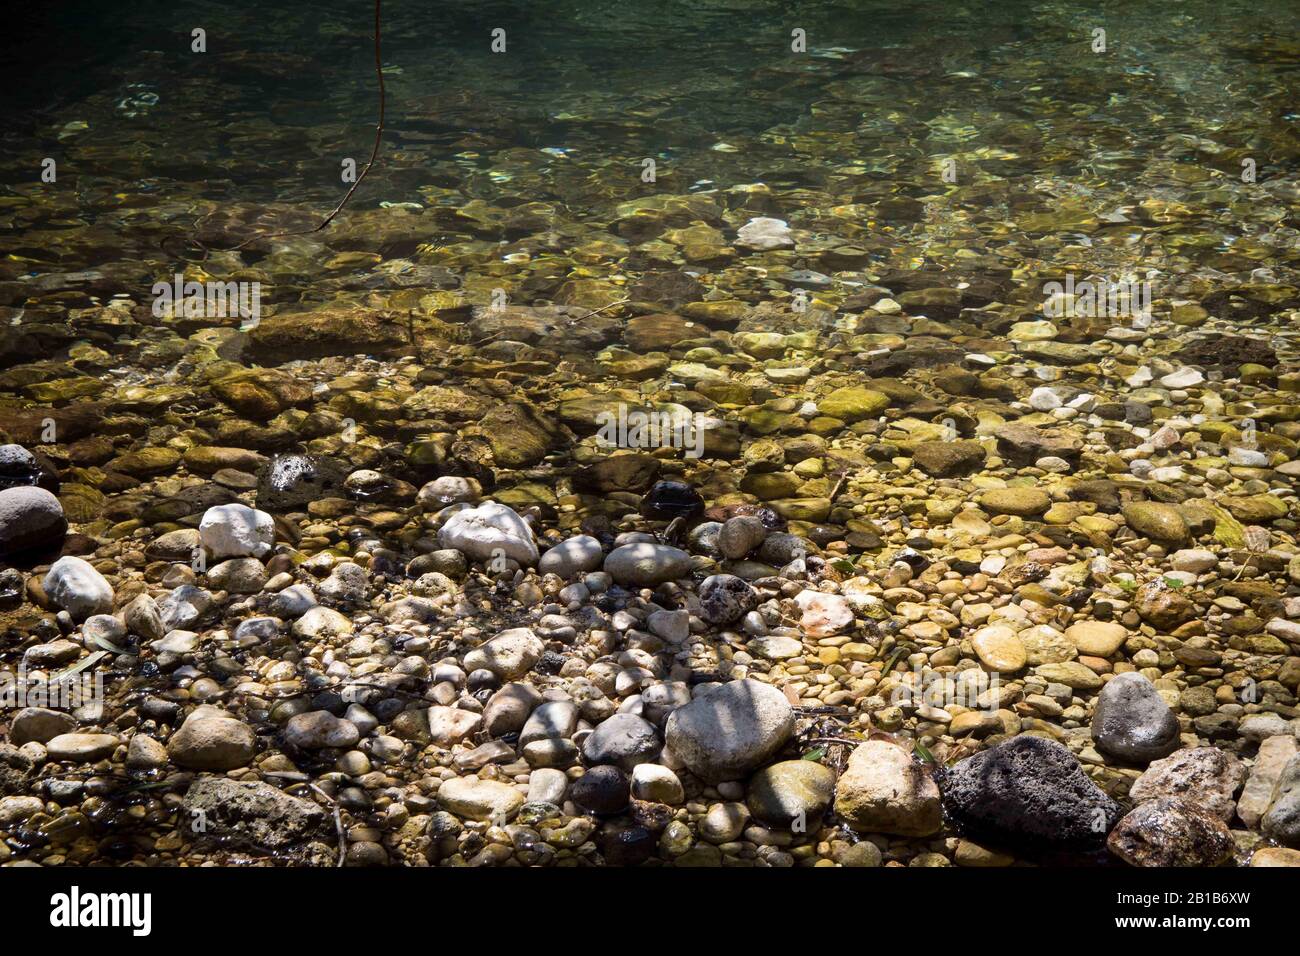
[
  {"x1": 231, "y1": 0, "x2": 386, "y2": 251},
  {"x1": 309, "y1": 782, "x2": 347, "y2": 868}
]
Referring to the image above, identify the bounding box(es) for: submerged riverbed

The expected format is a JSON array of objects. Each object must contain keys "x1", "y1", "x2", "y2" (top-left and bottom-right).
[{"x1": 1, "y1": 0, "x2": 1300, "y2": 867}]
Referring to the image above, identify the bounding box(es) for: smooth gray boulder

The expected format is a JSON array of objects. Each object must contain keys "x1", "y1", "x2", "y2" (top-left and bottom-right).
[
  {"x1": 0, "y1": 486, "x2": 66, "y2": 557},
  {"x1": 1091, "y1": 672, "x2": 1180, "y2": 764},
  {"x1": 665, "y1": 679, "x2": 794, "y2": 782}
]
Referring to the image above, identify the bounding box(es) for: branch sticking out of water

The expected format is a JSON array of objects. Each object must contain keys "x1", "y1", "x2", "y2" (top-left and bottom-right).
[{"x1": 232, "y1": 0, "x2": 386, "y2": 250}]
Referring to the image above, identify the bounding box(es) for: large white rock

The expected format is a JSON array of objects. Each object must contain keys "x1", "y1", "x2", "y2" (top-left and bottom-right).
[
  {"x1": 463, "y1": 627, "x2": 543, "y2": 681},
  {"x1": 437, "y1": 501, "x2": 538, "y2": 565},
  {"x1": 833, "y1": 739, "x2": 943, "y2": 836},
  {"x1": 43, "y1": 556, "x2": 114, "y2": 621},
  {"x1": 665, "y1": 678, "x2": 794, "y2": 782},
  {"x1": 736, "y1": 217, "x2": 794, "y2": 251},
  {"x1": 199, "y1": 503, "x2": 274, "y2": 559}
]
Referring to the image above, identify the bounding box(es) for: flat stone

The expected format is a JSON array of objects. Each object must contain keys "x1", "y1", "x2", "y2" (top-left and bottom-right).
[
  {"x1": 1065, "y1": 620, "x2": 1129, "y2": 657},
  {"x1": 970, "y1": 624, "x2": 1027, "y2": 673},
  {"x1": 46, "y1": 733, "x2": 119, "y2": 762},
  {"x1": 979, "y1": 488, "x2": 1051, "y2": 517},
  {"x1": 437, "y1": 776, "x2": 524, "y2": 823}
]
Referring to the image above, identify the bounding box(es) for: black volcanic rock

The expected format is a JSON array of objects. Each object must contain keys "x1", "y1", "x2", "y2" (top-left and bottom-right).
[
  {"x1": 938, "y1": 735, "x2": 1122, "y2": 853},
  {"x1": 639, "y1": 480, "x2": 704, "y2": 521},
  {"x1": 256, "y1": 454, "x2": 347, "y2": 512}
]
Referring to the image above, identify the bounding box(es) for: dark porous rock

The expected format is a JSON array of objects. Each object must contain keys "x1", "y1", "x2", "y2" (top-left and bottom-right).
[
  {"x1": 938, "y1": 735, "x2": 1122, "y2": 853},
  {"x1": 0, "y1": 444, "x2": 59, "y2": 493},
  {"x1": 639, "y1": 480, "x2": 705, "y2": 521},
  {"x1": 697, "y1": 573, "x2": 759, "y2": 626},
  {"x1": 570, "y1": 765, "x2": 630, "y2": 815},
  {"x1": 1106, "y1": 797, "x2": 1234, "y2": 867},
  {"x1": 597, "y1": 822, "x2": 656, "y2": 866},
  {"x1": 0, "y1": 486, "x2": 67, "y2": 558},
  {"x1": 256, "y1": 454, "x2": 347, "y2": 512},
  {"x1": 181, "y1": 776, "x2": 331, "y2": 859},
  {"x1": 0, "y1": 744, "x2": 34, "y2": 795},
  {"x1": 1091, "y1": 672, "x2": 1180, "y2": 765},
  {"x1": 581, "y1": 712, "x2": 662, "y2": 770}
]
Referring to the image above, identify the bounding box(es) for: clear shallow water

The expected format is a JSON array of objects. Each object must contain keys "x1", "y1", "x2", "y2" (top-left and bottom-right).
[{"x1": 3, "y1": 0, "x2": 1297, "y2": 261}]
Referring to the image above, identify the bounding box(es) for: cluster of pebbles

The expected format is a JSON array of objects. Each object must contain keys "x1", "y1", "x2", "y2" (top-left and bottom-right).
[{"x1": 2, "y1": 343, "x2": 1300, "y2": 868}]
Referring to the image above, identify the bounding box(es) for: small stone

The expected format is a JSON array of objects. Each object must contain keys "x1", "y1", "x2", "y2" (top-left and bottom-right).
[
  {"x1": 463, "y1": 627, "x2": 544, "y2": 681},
  {"x1": 1122, "y1": 502, "x2": 1190, "y2": 546},
  {"x1": 735, "y1": 217, "x2": 794, "y2": 250},
  {"x1": 794, "y1": 590, "x2": 854, "y2": 637},
  {"x1": 630, "y1": 764, "x2": 684, "y2": 804},
  {"x1": 970, "y1": 624, "x2": 1027, "y2": 673},
  {"x1": 538, "y1": 535, "x2": 604, "y2": 578},
  {"x1": 697, "y1": 574, "x2": 758, "y2": 626},
  {"x1": 46, "y1": 732, "x2": 120, "y2": 762},
  {"x1": 979, "y1": 488, "x2": 1050, "y2": 517},
  {"x1": 582, "y1": 713, "x2": 662, "y2": 770},
  {"x1": 1065, "y1": 620, "x2": 1129, "y2": 657},
  {"x1": 570, "y1": 765, "x2": 629, "y2": 815},
  {"x1": 747, "y1": 759, "x2": 836, "y2": 829},
  {"x1": 437, "y1": 776, "x2": 524, "y2": 822},
  {"x1": 1262, "y1": 754, "x2": 1300, "y2": 848},
  {"x1": 718, "y1": 515, "x2": 768, "y2": 560},
  {"x1": 437, "y1": 501, "x2": 539, "y2": 565},
  {"x1": 0, "y1": 486, "x2": 66, "y2": 557},
  {"x1": 167, "y1": 713, "x2": 256, "y2": 770},
  {"x1": 603, "y1": 543, "x2": 692, "y2": 586},
  {"x1": 8, "y1": 707, "x2": 76, "y2": 746},
  {"x1": 1238, "y1": 736, "x2": 1297, "y2": 827}
]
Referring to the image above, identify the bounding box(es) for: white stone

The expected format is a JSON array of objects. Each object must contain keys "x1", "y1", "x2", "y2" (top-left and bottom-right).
[
  {"x1": 1170, "y1": 549, "x2": 1218, "y2": 574},
  {"x1": 43, "y1": 556, "x2": 113, "y2": 621},
  {"x1": 631, "y1": 764, "x2": 685, "y2": 804},
  {"x1": 735, "y1": 217, "x2": 794, "y2": 250},
  {"x1": 1028, "y1": 386, "x2": 1063, "y2": 411},
  {"x1": 1228, "y1": 447, "x2": 1268, "y2": 467},
  {"x1": 199, "y1": 503, "x2": 274, "y2": 559},
  {"x1": 437, "y1": 501, "x2": 539, "y2": 565},
  {"x1": 1159, "y1": 368, "x2": 1204, "y2": 389}
]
